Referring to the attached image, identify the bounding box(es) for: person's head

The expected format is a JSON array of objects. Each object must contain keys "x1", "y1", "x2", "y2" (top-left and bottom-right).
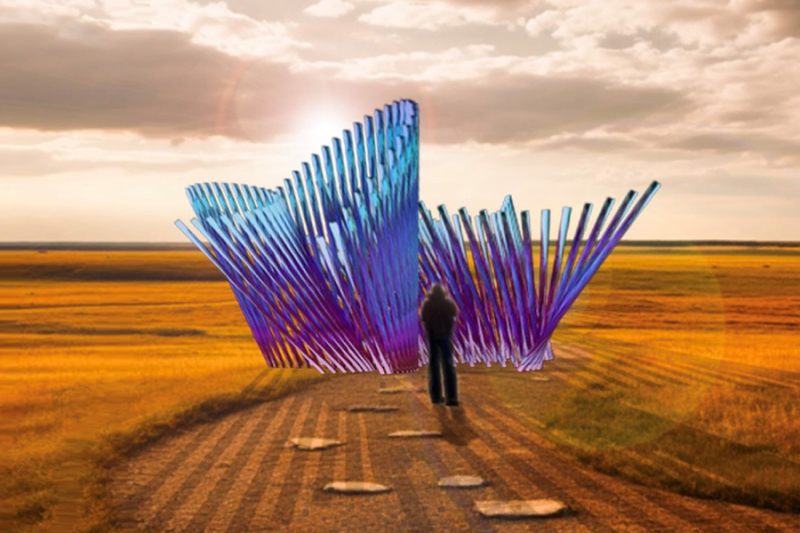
[{"x1": 429, "y1": 283, "x2": 446, "y2": 298}]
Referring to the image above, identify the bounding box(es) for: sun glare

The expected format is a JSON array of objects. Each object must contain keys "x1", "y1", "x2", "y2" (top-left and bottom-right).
[{"x1": 298, "y1": 107, "x2": 350, "y2": 150}]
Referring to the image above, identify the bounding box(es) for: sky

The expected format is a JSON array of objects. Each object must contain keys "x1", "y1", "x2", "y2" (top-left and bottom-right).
[{"x1": 1, "y1": 0, "x2": 798, "y2": 242}]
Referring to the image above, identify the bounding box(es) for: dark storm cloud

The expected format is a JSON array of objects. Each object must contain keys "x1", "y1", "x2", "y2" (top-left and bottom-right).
[{"x1": 0, "y1": 22, "x2": 690, "y2": 145}]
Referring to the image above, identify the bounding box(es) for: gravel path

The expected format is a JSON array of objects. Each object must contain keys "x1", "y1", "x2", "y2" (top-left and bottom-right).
[{"x1": 108, "y1": 356, "x2": 800, "y2": 533}]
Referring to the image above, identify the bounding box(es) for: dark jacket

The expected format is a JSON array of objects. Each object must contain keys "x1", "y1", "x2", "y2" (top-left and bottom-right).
[{"x1": 421, "y1": 292, "x2": 458, "y2": 340}]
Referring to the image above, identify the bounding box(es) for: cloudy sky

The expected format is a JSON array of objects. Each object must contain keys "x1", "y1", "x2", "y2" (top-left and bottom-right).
[{"x1": 1, "y1": 0, "x2": 798, "y2": 241}]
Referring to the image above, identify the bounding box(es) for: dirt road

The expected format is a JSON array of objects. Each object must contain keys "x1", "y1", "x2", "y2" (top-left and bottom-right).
[{"x1": 108, "y1": 357, "x2": 800, "y2": 533}]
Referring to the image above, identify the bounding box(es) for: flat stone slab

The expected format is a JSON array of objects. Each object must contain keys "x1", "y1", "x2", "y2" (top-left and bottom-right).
[
  {"x1": 388, "y1": 430, "x2": 442, "y2": 438},
  {"x1": 438, "y1": 475, "x2": 485, "y2": 488},
  {"x1": 323, "y1": 481, "x2": 392, "y2": 494},
  {"x1": 346, "y1": 405, "x2": 399, "y2": 413},
  {"x1": 475, "y1": 500, "x2": 568, "y2": 518},
  {"x1": 290, "y1": 437, "x2": 343, "y2": 451}
]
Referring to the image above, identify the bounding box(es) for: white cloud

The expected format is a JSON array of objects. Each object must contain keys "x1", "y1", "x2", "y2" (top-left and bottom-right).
[
  {"x1": 0, "y1": 0, "x2": 95, "y2": 23},
  {"x1": 101, "y1": 0, "x2": 306, "y2": 57},
  {"x1": 0, "y1": 0, "x2": 307, "y2": 58},
  {"x1": 358, "y1": 1, "x2": 498, "y2": 30},
  {"x1": 304, "y1": 0, "x2": 355, "y2": 18},
  {"x1": 1, "y1": 0, "x2": 800, "y2": 240},
  {"x1": 294, "y1": 44, "x2": 507, "y2": 81},
  {"x1": 520, "y1": 0, "x2": 800, "y2": 49}
]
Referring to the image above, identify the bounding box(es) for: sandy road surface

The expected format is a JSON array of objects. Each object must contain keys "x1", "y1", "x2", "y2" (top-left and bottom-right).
[{"x1": 109, "y1": 352, "x2": 800, "y2": 533}]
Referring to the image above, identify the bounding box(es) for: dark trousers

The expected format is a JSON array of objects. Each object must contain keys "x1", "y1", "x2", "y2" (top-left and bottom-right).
[{"x1": 428, "y1": 337, "x2": 458, "y2": 404}]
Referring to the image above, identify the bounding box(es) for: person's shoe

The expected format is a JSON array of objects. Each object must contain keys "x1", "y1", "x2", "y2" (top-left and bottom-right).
[
  {"x1": 445, "y1": 400, "x2": 460, "y2": 407},
  {"x1": 431, "y1": 398, "x2": 445, "y2": 405}
]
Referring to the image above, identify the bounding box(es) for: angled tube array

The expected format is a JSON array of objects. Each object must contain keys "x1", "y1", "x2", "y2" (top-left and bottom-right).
[
  {"x1": 418, "y1": 180, "x2": 661, "y2": 370},
  {"x1": 176, "y1": 99, "x2": 420, "y2": 373}
]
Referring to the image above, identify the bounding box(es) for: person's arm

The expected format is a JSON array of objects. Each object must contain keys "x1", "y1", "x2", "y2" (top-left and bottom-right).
[
  {"x1": 420, "y1": 301, "x2": 430, "y2": 339},
  {"x1": 448, "y1": 300, "x2": 459, "y2": 329}
]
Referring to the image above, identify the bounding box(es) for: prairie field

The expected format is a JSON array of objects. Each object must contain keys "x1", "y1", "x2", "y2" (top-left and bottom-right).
[
  {"x1": 505, "y1": 244, "x2": 800, "y2": 511},
  {"x1": 0, "y1": 250, "x2": 326, "y2": 532},
  {"x1": 0, "y1": 245, "x2": 799, "y2": 531}
]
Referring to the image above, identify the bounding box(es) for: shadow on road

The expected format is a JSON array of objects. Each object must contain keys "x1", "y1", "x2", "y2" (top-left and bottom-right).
[{"x1": 433, "y1": 406, "x2": 478, "y2": 446}]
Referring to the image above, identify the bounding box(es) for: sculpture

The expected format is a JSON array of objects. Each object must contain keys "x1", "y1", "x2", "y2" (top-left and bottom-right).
[{"x1": 176, "y1": 99, "x2": 660, "y2": 373}]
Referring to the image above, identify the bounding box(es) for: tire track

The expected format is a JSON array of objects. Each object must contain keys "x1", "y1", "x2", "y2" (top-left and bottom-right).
[
  {"x1": 554, "y1": 357, "x2": 675, "y2": 389},
  {"x1": 369, "y1": 385, "x2": 434, "y2": 532},
  {"x1": 431, "y1": 405, "x2": 623, "y2": 531},
  {"x1": 224, "y1": 398, "x2": 313, "y2": 532},
  {"x1": 394, "y1": 375, "x2": 593, "y2": 533},
  {"x1": 145, "y1": 372, "x2": 287, "y2": 528},
  {"x1": 565, "y1": 343, "x2": 794, "y2": 390},
  {"x1": 135, "y1": 411, "x2": 244, "y2": 526},
  {"x1": 556, "y1": 347, "x2": 721, "y2": 388},
  {"x1": 477, "y1": 394, "x2": 787, "y2": 533},
  {"x1": 333, "y1": 410, "x2": 348, "y2": 481},
  {"x1": 311, "y1": 407, "x2": 343, "y2": 503},
  {"x1": 350, "y1": 386, "x2": 413, "y2": 533},
  {"x1": 484, "y1": 390, "x2": 798, "y2": 533},
  {"x1": 357, "y1": 413, "x2": 373, "y2": 481},
  {"x1": 390, "y1": 376, "x2": 498, "y2": 533},
  {"x1": 289, "y1": 401, "x2": 329, "y2": 526},
  {"x1": 109, "y1": 367, "x2": 800, "y2": 532},
  {"x1": 559, "y1": 345, "x2": 724, "y2": 387},
  {"x1": 122, "y1": 368, "x2": 279, "y2": 516},
  {"x1": 345, "y1": 402, "x2": 363, "y2": 483},
  {"x1": 250, "y1": 398, "x2": 322, "y2": 531},
  {"x1": 176, "y1": 395, "x2": 298, "y2": 532},
  {"x1": 163, "y1": 397, "x2": 269, "y2": 532},
  {"x1": 471, "y1": 399, "x2": 703, "y2": 532},
  {"x1": 405, "y1": 401, "x2": 578, "y2": 533}
]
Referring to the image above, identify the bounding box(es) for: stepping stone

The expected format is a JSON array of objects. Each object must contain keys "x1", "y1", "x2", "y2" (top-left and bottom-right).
[
  {"x1": 388, "y1": 430, "x2": 442, "y2": 438},
  {"x1": 290, "y1": 437, "x2": 343, "y2": 451},
  {"x1": 438, "y1": 475, "x2": 485, "y2": 488},
  {"x1": 346, "y1": 405, "x2": 399, "y2": 412},
  {"x1": 323, "y1": 481, "x2": 392, "y2": 494},
  {"x1": 475, "y1": 500, "x2": 568, "y2": 518}
]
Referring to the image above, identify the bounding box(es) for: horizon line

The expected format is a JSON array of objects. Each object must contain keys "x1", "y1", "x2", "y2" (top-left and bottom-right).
[{"x1": 1, "y1": 240, "x2": 799, "y2": 251}]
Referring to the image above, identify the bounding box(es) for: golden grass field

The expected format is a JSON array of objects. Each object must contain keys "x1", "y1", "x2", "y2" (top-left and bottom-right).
[
  {"x1": 0, "y1": 250, "x2": 327, "y2": 532},
  {"x1": 511, "y1": 245, "x2": 800, "y2": 512},
  {"x1": 0, "y1": 245, "x2": 798, "y2": 532}
]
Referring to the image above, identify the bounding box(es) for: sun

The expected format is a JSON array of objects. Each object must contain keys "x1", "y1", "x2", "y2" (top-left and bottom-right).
[{"x1": 297, "y1": 106, "x2": 351, "y2": 149}]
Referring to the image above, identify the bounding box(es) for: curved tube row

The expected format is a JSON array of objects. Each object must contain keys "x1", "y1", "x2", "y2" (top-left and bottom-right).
[{"x1": 418, "y1": 180, "x2": 661, "y2": 370}]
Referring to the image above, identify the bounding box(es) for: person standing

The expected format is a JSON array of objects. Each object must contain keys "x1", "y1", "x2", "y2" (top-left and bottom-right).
[{"x1": 420, "y1": 283, "x2": 459, "y2": 406}]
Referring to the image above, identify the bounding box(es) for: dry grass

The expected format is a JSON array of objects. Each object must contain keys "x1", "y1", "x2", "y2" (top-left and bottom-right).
[
  {"x1": 1, "y1": 245, "x2": 799, "y2": 530},
  {"x1": 0, "y1": 251, "x2": 326, "y2": 532},
  {"x1": 507, "y1": 244, "x2": 800, "y2": 511}
]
